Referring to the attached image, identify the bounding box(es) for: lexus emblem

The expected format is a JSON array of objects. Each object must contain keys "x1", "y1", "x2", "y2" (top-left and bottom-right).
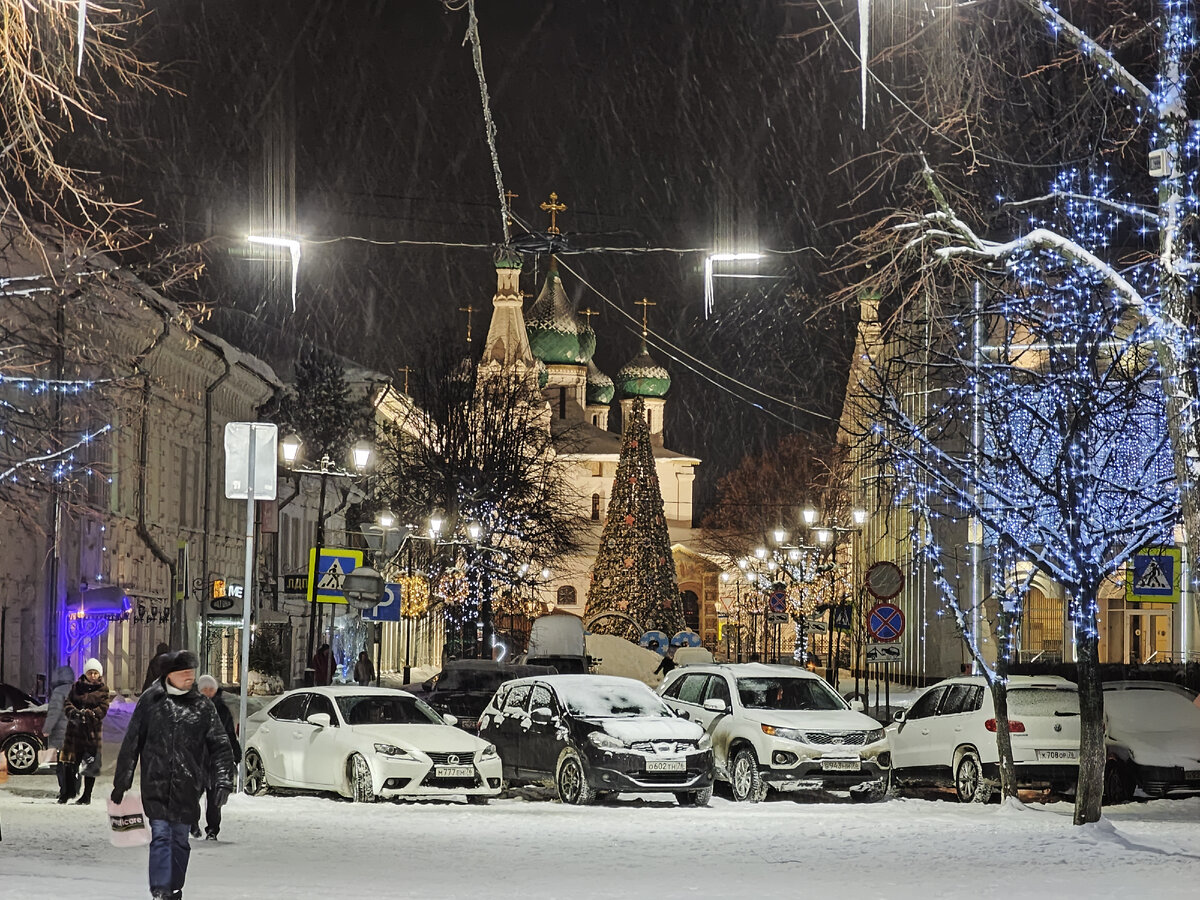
[{"x1": 447, "y1": 754, "x2": 460, "y2": 765}]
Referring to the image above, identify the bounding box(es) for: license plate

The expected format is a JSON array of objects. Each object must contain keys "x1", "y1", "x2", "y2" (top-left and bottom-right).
[
  {"x1": 1035, "y1": 749, "x2": 1078, "y2": 761},
  {"x1": 435, "y1": 765, "x2": 475, "y2": 778},
  {"x1": 821, "y1": 758, "x2": 861, "y2": 772},
  {"x1": 1185, "y1": 770, "x2": 1200, "y2": 782},
  {"x1": 458, "y1": 718, "x2": 478, "y2": 731},
  {"x1": 645, "y1": 759, "x2": 687, "y2": 773}
]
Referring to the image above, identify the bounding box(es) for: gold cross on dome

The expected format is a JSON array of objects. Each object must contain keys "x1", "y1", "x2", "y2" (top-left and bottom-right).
[
  {"x1": 458, "y1": 304, "x2": 477, "y2": 344},
  {"x1": 396, "y1": 365, "x2": 412, "y2": 394},
  {"x1": 579, "y1": 307, "x2": 600, "y2": 328},
  {"x1": 539, "y1": 192, "x2": 567, "y2": 235},
  {"x1": 635, "y1": 298, "x2": 656, "y2": 338},
  {"x1": 504, "y1": 190, "x2": 519, "y2": 226}
]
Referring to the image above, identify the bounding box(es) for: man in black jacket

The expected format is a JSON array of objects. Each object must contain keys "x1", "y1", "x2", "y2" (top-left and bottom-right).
[
  {"x1": 112, "y1": 650, "x2": 234, "y2": 900},
  {"x1": 194, "y1": 674, "x2": 240, "y2": 840}
]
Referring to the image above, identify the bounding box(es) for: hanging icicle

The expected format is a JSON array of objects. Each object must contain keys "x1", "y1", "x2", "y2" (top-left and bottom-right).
[
  {"x1": 858, "y1": 0, "x2": 870, "y2": 129},
  {"x1": 76, "y1": 1, "x2": 87, "y2": 76}
]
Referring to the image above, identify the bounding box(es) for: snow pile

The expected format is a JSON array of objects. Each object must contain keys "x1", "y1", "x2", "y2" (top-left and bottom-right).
[{"x1": 587, "y1": 633, "x2": 663, "y2": 685}]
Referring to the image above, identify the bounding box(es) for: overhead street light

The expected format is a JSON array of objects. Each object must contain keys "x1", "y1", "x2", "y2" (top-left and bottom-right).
[{"x1": 703, "y1": 251, "x2": 765, "y2": 318}]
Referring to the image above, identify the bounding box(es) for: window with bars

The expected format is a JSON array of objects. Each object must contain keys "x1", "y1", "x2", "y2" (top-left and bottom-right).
[{"x1": 1019, "y1": 588, "x2": 1065, "y2": 662}]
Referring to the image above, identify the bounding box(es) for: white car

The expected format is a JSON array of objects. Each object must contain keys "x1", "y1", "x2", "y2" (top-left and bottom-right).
[
  {"x1": 1103, "y1": 681, "x2": 1200, "y2": 802},
  {"x1": 887, "y1": 675, "x2": 1080, "y2": 802},
  {"x1": 659, "y1": 663, "x2": 889, "y2": 802},
  {"x1": 244, "y1": 686, "x2": 502, "y2": 804}
]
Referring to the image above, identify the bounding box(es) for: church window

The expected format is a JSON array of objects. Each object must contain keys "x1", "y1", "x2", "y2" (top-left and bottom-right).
[
  {"x1": 591, "y1": 493, "x2": 601, "y2": 520},
  {"x1": 557, "y1": 585, "x2": 577, "y2": 606}
]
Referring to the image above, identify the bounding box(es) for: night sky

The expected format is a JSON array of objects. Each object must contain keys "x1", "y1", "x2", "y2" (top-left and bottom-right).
[{"x1": 100, "y1": 0, "x2": 880, "y2": 510}]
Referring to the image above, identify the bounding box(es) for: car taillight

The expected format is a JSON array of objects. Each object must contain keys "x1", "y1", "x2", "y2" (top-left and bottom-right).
[{"x1": 984, "y1": 718, "x2": 1025, "y2": 733}]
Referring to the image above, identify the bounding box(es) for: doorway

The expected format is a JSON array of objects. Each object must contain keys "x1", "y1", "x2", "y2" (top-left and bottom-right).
[{"x1": 1124, "y1": 610, "x2": 1173, "y2": 664}]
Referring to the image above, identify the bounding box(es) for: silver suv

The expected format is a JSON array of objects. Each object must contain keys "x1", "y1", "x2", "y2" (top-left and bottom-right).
[{"x1": 659, "y1": 663, "x2": 889, "y2": 802}]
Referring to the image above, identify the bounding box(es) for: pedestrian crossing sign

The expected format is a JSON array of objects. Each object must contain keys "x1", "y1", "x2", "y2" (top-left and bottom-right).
[
  {"x1": 1126, "y1": 547, "x2": 1182, "y2": 603},
  {"x1": 308, "y1": 548, "x2": 364, "y2": 604}
]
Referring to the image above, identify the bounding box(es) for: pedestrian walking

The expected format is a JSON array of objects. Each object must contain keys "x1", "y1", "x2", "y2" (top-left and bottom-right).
[
  {"x1": 653, "y1": 646, "x2": 677, "y2": 678},
  {"x1": 43, "y1": 663, "x2": 76, "y2": 802},
  {"x1": 310, "y1": 643, "x2": 335, "y2": 685},
  {"x1": 143, "y1": 643, "x2": 171, "y2": 692},
  {"x1": 353, "y1": 650, "x2": 375, "y2": 685},
  {"x1": 61, "y1": 658, "x2": 111, "y2": 805},
  {"x1": 111, "y1": 650, "x2": 234, "y2": 900},
  {"x1": 193, "y1": 674, "x2": 240, "y2": 841}
]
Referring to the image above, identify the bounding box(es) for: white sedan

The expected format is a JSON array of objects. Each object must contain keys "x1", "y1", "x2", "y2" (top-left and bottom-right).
[{"x1": 245, "y1": 686, "x2": 502, "y2": 804}]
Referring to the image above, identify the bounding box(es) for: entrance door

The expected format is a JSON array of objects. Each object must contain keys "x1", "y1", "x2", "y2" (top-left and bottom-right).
[{"x1": 1126, "y1": 611, "x2": 1172, "y2": 664}]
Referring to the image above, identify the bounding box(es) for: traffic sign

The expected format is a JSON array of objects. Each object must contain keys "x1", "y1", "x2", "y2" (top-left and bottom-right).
[
  {"x1": 865, "y1": 561, "x2": 904, "y2": 600},
  {"x1": 865, "y1": 642, "x2": 902, "y2": 665},
  {"x1": 867, "y1": 602, "x2": 905, "y2": 642},
  {"x1": 766, "y1": 611, "x2": 790, "y2": 624},
  {"x1": 768, "y1": 586, "x2": 787, "y2": 614},
  {"x1": 1126, "y1": 547, "x2": 1182, "y2": 603},
  {"x1": 831, "y1": 604, "x2": 853, "y2": 632},
  {"x1": 362, "y1": 583, "x2": 402, "y2": 621},
  {"x1": 307, "y1": 548, "x2": 364, "y2": 604}
]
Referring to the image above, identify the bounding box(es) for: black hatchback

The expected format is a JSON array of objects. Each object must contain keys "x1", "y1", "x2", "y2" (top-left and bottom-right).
[
  {"x1": 478, "y1": 674, "x2": 714, "y2": 806},
  {"x1": 420, "y1": 661, "x2": 556, "y2": 732}
]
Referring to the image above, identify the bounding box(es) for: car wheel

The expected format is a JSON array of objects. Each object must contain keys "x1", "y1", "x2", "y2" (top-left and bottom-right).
[
  {"x1": 730, "y1": 747, "x2": 766, "y2": 803},
  {"x1": 555, "y1": 749, "x2": 596, "y2": 806},
  {"x1": 348, "y1": 753, "x2": 378, "y2": 803},
  {"x1": 1103, "y1": 763, "x2": 1134, "y2": 805},
  {"x1": 466, "y1": 794, "x2": 490, "y2": 806},
  {"x1": 3, "y1": 735, "x2": 40, "y2": 775},
  {"x1": 243, "y1": 749, "x2": 270, "y2": 796},
  {"x1": 675, "y1": 785, "x2": 713, "y2": 807},
  {"x1": 955, "y1": 751, "x2": 990, "y2": 804}
]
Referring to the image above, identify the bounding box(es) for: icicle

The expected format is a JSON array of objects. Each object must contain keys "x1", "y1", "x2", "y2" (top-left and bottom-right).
[
  {"x1": 76, "y1": 1, "x2": 87, "y2": 76},
  {"x1": 858, "y1": 0, "x2": 869, "y2": 129}
]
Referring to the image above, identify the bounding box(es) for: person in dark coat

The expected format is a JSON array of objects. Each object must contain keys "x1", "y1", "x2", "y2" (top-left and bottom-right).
[
  {"x1": 143, "y1": 642, "x2": 171, "y2": 692},
  {"x1": 61, "y1": 657, "x2": 111, "y2": 805},
  {"x1": 353, "y1": 650, "x2": 375, "y2": 685},
  {"x1": 112, "y1": 650, "x2": 234, "y2": 900},
  {"x1": 311, "y1": 643, "x2": 335, "y2": 686},
  {"x1": 43, "y1": 664, "x2": 75, "y2": 802},
  {"x1": 193, "y1": 674, "x2": 240, "y2": 840}
]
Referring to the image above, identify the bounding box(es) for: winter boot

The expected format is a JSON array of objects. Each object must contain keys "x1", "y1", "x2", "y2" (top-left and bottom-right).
[
  {"x1": 57, "y1": 764, "x2": 77, "y2": 803},
  {"x1": 75, "y1": 776, "x2": 95, "y2": 805},
  {"x1": 190, "y1": 824, "x2": 202, "y2": 838}
]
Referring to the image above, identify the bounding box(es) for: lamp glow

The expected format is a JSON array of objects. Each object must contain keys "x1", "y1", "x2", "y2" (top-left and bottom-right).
[{"x1": 247, "y1": 235, "x2": 302, "y2": 312}]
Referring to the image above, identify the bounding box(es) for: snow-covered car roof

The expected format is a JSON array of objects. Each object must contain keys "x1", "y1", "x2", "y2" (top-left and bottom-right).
[
  {"x1": 275, "y1": 685, "x2": 418, "y2": 700},
  {"x1": 1103, "y1": 680, "x2": 1197, "y2": 701},
  {"x1": 664, "y1": 662, "x2": 824, "y2": 680}
]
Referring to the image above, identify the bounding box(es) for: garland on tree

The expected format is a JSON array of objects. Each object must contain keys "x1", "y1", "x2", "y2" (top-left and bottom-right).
[{"x1": 585, "y1": 395, "x2": 684, "y2": 637}]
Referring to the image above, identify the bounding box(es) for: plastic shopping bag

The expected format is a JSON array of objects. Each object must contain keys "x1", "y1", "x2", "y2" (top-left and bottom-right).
[{"x1": 107, "y1": 794, "x2": 152, "y2": 848}]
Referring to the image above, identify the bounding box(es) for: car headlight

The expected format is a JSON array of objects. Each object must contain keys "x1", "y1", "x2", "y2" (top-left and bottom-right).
[
  {"x1": 374, "y1": 743, "x2": 410, "y2": 757},
  {"x1": 866, "y1": 728, "x2": 886, "y2": 745},
  {"x1": 761, "y1": 724, "x2": 808, "y2": 743},
  {"x1": 697, "y1": 734, "x2": 712, "y2": 751},
  {"x1": 588, "y1": 731, "x2": 625, "y2": 750},
  {"x1": 479, "y1": 742, "x2": 499, "y2": 760}
]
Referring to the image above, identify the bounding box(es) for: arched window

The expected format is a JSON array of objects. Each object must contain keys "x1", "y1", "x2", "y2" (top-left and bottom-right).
[
  {"x1": 557, "y1": 585, "x2": 578, "y2": 606},
  {"x1": 680, "y1": 590, "x2": 700, "y2": 633},
  {"x1": 591, "y1": 493, "x2": 601, "y2": 520}
]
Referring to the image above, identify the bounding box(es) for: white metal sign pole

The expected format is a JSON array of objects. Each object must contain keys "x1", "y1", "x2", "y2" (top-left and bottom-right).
[{"x1": 237, "y1": 425, "x2": 257, "y2": 794}]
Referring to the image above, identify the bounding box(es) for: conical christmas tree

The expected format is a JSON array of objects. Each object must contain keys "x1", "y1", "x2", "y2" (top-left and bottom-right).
[{"x1": 585, "y1": 396, "x2": 685, "y2": 638}]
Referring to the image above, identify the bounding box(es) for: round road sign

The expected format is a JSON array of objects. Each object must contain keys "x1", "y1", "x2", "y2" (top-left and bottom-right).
[
  {"x1": 867, "y1": 602, "x2": 905, "y2": 642},
  {"x1": 865, "y1": 561, "x2": 904, "y2": 600},
  {"x1": 768, "y1": 588, "x2": 787, "y2": 614}
]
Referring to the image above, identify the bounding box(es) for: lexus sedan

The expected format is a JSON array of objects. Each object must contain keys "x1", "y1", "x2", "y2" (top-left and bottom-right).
[{"x1": 244, "y1": 686, "x2": 502, "y2": 803}]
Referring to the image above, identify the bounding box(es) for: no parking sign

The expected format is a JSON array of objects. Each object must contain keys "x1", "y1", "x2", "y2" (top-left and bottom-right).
[{"x1": 867, "y1": 602, "x2": 905, "y2": 643}]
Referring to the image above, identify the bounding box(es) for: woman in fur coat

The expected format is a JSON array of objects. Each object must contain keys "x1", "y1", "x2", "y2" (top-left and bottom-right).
[{"x1": 61, "y1": 657, "x2": 111, "y2": 805}]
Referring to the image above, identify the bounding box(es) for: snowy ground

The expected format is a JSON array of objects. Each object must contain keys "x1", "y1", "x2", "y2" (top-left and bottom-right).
[{"x1": 2, "y1": 771, "x2": 1199, "y2": 899}]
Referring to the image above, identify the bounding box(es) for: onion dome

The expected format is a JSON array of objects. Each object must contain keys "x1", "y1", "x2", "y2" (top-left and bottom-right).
[
  {"x1": 586, "y1": 359, "x2": 615, "y2": 405},
  {"x1": 577, "y1": 321, "x2": 597, "y2": 363},
  {"x1": 615, "y1": 341, "x2": 671, "y2": 398},
  {"x1": 535, "y1": 357, "x2": 549, "y2": 389},
  {"x1": 526, "y1": 258, "x2": 586, "y2": 365}
]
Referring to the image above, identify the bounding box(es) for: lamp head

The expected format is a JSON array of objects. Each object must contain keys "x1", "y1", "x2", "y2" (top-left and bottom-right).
[
  {"x1": 351, "y1": 439, "x2": 374, "y2": 473},
  {"x1": 468, "y1": 522, "x2": 483, "y2": 542},
  {"x1": 853, "y1": 508, "x2": 868, "y2": 527},
  {"x1": 281, "y1": 433, "x2": 302, "y2": 465},
  {"x1": 378, "y1": 509, "x2": 396, "y2": 529},
  {"x1": 802, "y1": 507, "x2": 818, "y2": 526}
]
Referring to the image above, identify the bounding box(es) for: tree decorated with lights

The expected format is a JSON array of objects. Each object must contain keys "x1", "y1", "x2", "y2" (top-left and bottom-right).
[
  {"x1": 586, "y1": 396, "x2": 685, "y2": 639},
  {"x1": 853, "y1": 166, "x2": 1179, "y2": 824}
]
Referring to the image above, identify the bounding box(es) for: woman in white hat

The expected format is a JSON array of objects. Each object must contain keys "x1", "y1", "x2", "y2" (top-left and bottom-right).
[{"x1": 62, "y1": 657, "x2": 111, "y2": 805}]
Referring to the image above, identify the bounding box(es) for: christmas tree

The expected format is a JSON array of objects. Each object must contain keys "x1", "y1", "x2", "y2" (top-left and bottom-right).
[{"x1": 585, "y1": 396, "x2": 684, "y2": 638}]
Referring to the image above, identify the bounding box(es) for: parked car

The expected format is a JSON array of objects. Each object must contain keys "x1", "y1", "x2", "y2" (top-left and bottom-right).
[
  {"x1": 244, "y1": 686, "x2": 502, "y2": 804},
  {"x1": 1103, "y1": 681, "x2": 1200, "y2": 802},
  {"x1": 887, "y1": 675, "x2": 1081, "y2": 802},
  {"x1": 521, "y1": 613, "x2": 591, "y2": 674},
  {"x1": 478, "y1": 674, "x2": 713, "y2": 806},
  {"x1": 1, "y1": 682, "x2": 47, "y2": 775},
  {"x1": 420, "y1": 660, "x2": 556, "y2": 732},
  {"x1": 659, "y1": 663, "x2": 889, "y2": 802}
]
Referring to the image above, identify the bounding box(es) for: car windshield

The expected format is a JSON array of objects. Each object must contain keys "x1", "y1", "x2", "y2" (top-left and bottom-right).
[
  {"x1": 1007, "y1": 687, "x2": 1079, "y2": 716},
  {"x1": 556, "y1": 681, "x2": 673, "y2": 718},
  {"x1": 736, "y1": 677, "x2": 846, "y2": 711},
  {"x1": 336, "y1": 694, "x2": 445, "y2": 726}
]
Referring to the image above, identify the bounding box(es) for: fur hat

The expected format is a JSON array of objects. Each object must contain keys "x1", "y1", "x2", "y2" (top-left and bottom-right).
[
  {"x1": 163, "y1": 650, "x2": 200, "y2": 674},
  {"x1": 83, "y1": 658, "x2": 103, "y2": 677},
  {"x1": 196, "y1": 674, "x2": 219, "y2": 692}
]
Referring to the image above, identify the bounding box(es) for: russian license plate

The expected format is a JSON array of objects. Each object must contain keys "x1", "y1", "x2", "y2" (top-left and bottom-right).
[
  {"x1": 458, "y1": 718, "x2": 478, "y2": 731},
  {"x1": 435, "y1": 765, "x2": 475, "y2": 778},
  {"x1": 645, "y1": 759, "x2": 687, "y2": 773},
  {"x1": 821, "y1": 758, "x2": 861, "y2": 772},
  {"x1": 1035, "y1": 749, "x2": 1078, "y2": 761}
]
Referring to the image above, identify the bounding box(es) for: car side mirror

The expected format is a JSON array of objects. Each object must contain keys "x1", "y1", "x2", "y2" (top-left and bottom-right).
[
  {"x1": 442, "y1": 713, "x2": 458, "y2": 727},
  {"x1": 702, "y1": 698, "x2": 728, "y2": 714},
  {"x1": 849, "y1": 698, "x2": 865, "y2": 713},
  {"x1": 306, "y1": 712, "x2": 331, "y2": 729},
  {"x1": 530, "y1": 707, "x2": 553, "y2": 726},
  {"x1": 892, "y1": 709, "x2": 906, "y2": 723}
]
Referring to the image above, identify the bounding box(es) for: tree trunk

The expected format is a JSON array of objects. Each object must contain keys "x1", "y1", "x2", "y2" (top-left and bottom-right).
[
  {"x1": 1073, "y1": 577, "x2": 1105, "y2": 825},
  {"x1": 990, "y1": 663, "x2": 1018, "y2": 800}
]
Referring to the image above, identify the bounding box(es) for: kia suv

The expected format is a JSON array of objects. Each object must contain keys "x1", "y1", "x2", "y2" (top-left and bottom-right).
[
  {"x1": 659, "y1": 663, "x2": 889, "y2": 802},
  {"x1": 887, "y1": 674, "x2": 1080, "y2": 802}
]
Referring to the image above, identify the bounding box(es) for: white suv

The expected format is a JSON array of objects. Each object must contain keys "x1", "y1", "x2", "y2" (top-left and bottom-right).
[
  {"x1": 659, "y1": 663, "x2": 889, "y2": 802},
  {"x1": 887, "y1": 675, "x2": 1080, "y2": 802}
]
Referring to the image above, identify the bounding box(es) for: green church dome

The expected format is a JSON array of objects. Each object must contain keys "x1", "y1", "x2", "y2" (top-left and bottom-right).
[
  {"x1": 577, "y1": 323, "x2": 597, "y2": 363},
  {"x1": 586, "y1": 359, "x2": 615, "y2": 405},
  {"x1": 615, "y1": 343, "x2": 671, "y2": 398},
  {"x1": 526, "y1": 259, "x2": 586, "y2": 365}
]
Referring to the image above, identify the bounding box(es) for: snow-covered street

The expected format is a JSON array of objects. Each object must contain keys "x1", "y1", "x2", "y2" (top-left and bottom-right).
[{"x1": 3, "y1": 773, "x2": 1198, "y2": 899}]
